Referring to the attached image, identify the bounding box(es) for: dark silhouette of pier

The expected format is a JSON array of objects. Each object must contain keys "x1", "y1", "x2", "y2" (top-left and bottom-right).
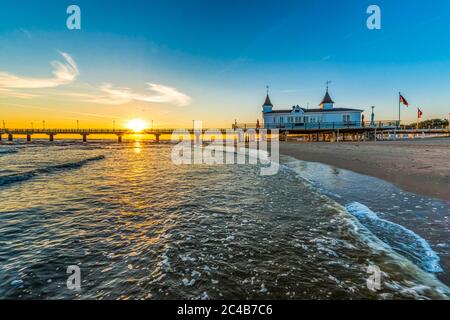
[
  {"x1": 0, "y1": 124, "x2": 448, "y2": 143},
  {"x1": 0, "y1": 128, "x2": 170, "y2": 143}
]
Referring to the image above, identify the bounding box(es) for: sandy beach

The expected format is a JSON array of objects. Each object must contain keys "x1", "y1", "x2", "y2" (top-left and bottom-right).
[{"x1": 280, "y1": 137, "x2": 450, "y2": 201}]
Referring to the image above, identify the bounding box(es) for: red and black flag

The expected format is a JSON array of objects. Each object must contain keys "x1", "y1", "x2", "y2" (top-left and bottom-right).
[
  {"x1": 399, "y1": 94, "x2": 409, "y2": 106},
  {"x1": 418, "y1": 108, "x2": 423, "y2": 119}
]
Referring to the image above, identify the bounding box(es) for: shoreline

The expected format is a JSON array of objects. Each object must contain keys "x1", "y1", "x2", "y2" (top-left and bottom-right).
[
  {"x1": 2, "y1": 137, "x2": 449, "y2": 201},
  {"x1": 279, "y1": 138, "x2": 450, "y2": 202}
]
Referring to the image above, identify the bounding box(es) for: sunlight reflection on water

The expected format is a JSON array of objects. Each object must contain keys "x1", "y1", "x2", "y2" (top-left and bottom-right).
[{"x1": 0, "y1": 142, "x2": 448, "y2": 300}]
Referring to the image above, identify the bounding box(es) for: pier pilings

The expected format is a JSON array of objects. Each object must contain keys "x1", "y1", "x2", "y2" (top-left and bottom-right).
[{"x1": 1, "y1": 126, "x2": 445, "y2": 144}]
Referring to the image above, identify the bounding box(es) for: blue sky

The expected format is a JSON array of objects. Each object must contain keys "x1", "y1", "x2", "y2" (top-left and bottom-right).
[{"x1": 0, "y1": 0, "x2": 449, "y2": 127}]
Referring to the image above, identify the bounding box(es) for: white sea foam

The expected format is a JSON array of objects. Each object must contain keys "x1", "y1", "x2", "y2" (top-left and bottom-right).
[
  {"x1": 345, "y1": 202, "x2": 443, "y2": 273},
  {"x1": 182, "y1": 278, "x2": 196, "y2": 286},
  {"x1": 283, "y1": 156, "x2": 446, "y2": 272},
  {"x1": 0, "y1": 155, "x2": 105, "y2": 186}
]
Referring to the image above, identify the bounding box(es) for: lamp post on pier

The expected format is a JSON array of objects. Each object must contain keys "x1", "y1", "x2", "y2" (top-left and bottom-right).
[
  {"x1": 448, "y1": 113, "x2": 450, "y2": 129},
  {"x1": 370, "y1": 106, "x2": 375, "y2": 127}
]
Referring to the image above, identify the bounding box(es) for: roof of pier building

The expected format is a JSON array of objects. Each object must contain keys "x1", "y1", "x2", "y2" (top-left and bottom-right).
[
  {"x1": 266, "y1": 107, "x2": 362, "y2": 114},
  {"x1": 263, "y1": 94, "x2": 273, "y2": 106}
]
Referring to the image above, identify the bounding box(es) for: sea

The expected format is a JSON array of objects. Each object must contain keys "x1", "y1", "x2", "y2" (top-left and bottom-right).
[{"x1": 0, "y1": 140, "x2": 449, "y2": 299}]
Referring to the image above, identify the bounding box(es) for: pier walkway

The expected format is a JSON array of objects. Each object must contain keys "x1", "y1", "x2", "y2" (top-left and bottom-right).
[{"x1": 0, "y1": 124, "x2": 448, "y2": 142}]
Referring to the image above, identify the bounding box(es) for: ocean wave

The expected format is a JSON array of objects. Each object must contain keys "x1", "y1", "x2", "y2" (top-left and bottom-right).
[
  {"x1": 0, "y1": 148, "x2": 18, "y2": 155},
  {"x1": 345, "y1": 202, "x2": 443, "y2": 273},
  {"x1": 0, "y1": 155, "x2": 105, "y2": 186}
]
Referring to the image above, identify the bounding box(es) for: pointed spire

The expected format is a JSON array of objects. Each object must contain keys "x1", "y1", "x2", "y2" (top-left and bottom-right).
[
  {"x1": 320, "y1": 81, "x2": 335, "y2": 105},
  {"x1": 263, "y1": 85, "x2": 273, "y2": 106},
  {"x1": 264, "y1": 94, "x2": 273, "y2": 106},
  {"x1": 320, "y1": 91, "x2": 334, "y2": 104}
]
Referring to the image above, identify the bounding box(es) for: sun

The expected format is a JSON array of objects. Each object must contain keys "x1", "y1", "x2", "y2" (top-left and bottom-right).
[{"x1": 127, "y1": 119, "x2": 147, "y2": 133}]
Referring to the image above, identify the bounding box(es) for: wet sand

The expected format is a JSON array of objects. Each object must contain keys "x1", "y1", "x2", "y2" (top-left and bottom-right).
[{"x1": 280, "y1": 137, "x2": 450, "y2": 201}]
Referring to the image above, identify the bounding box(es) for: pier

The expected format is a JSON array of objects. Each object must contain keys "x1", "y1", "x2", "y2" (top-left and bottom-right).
[
  {"x1": 0, "y1": 128, "x2": 163, "y2": 143},
  {"x1": 0, "y1": 124, "x2": 448, "y2": 143},
  {"x1": 236, "y1": 121, "x2": 450, "y2": 142}
]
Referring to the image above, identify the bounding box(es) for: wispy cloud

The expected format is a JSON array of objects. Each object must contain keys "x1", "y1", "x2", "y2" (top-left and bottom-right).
[
  {"x1": 0, "y1": 51, "x2": 79, "y2": 90},
  {"x1": 280, "y1": 89, "x2": 301, "y2": 93},
  {"x1": 0, "y1": 88, "x2": 38, "y2": 99},
  {"x1": 0, "y1": 51, "x2": 190, "y2": 107},
  {"x1": 85, "y1": 82, "x2": 191, "y2": 107},
  {"x1": 20, "y1": 29, "x2": 33, "y2": 39}
]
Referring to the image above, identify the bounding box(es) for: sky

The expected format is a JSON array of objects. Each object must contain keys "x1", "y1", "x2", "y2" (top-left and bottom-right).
[{"x1": 0, "y1": 0, "x2": 450, "y2": 129}]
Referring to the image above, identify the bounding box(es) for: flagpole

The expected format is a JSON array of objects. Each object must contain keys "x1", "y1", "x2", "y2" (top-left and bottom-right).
[
  {"x1": 417, "y1": 108, "x2": 419, "y2": 130},
  {"x1": 398, "y1": 92, "x2": 401, "y2": 129}
]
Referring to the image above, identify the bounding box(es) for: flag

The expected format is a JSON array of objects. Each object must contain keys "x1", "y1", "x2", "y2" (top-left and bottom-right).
[
  {"x1": 418, "y1": 108, "x2": 423, "y2": 119},
  {"x1": 399, "y1": 94, "x2": 409, "y2": 106}
]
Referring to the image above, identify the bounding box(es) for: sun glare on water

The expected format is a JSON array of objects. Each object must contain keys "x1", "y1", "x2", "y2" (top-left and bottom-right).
[{"x1": 127, "y1": 119, "x2": 147, "y2": 133}]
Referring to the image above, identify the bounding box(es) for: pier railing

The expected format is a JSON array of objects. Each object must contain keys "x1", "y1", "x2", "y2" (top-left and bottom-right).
[
  {"x1": 2, "y1": 121, "x2": 447, "y2": 135},
  {"x1": 236, "y1": 121, "x2": 399, "y2": 130},
  {"x1": 0, "y1": 128, "x2": 131, "y2": 134},
  {"x1": 0, "y1": 128, "x2": 207, "y2": 134},
  {"x1": 1, "y1": 124, "x2": 448, "y2": 143}
]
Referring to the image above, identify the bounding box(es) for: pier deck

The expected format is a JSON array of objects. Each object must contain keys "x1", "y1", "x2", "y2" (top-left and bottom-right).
[{"x1": 0, "y1": 126, "x2": 448, "y2": 142}]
